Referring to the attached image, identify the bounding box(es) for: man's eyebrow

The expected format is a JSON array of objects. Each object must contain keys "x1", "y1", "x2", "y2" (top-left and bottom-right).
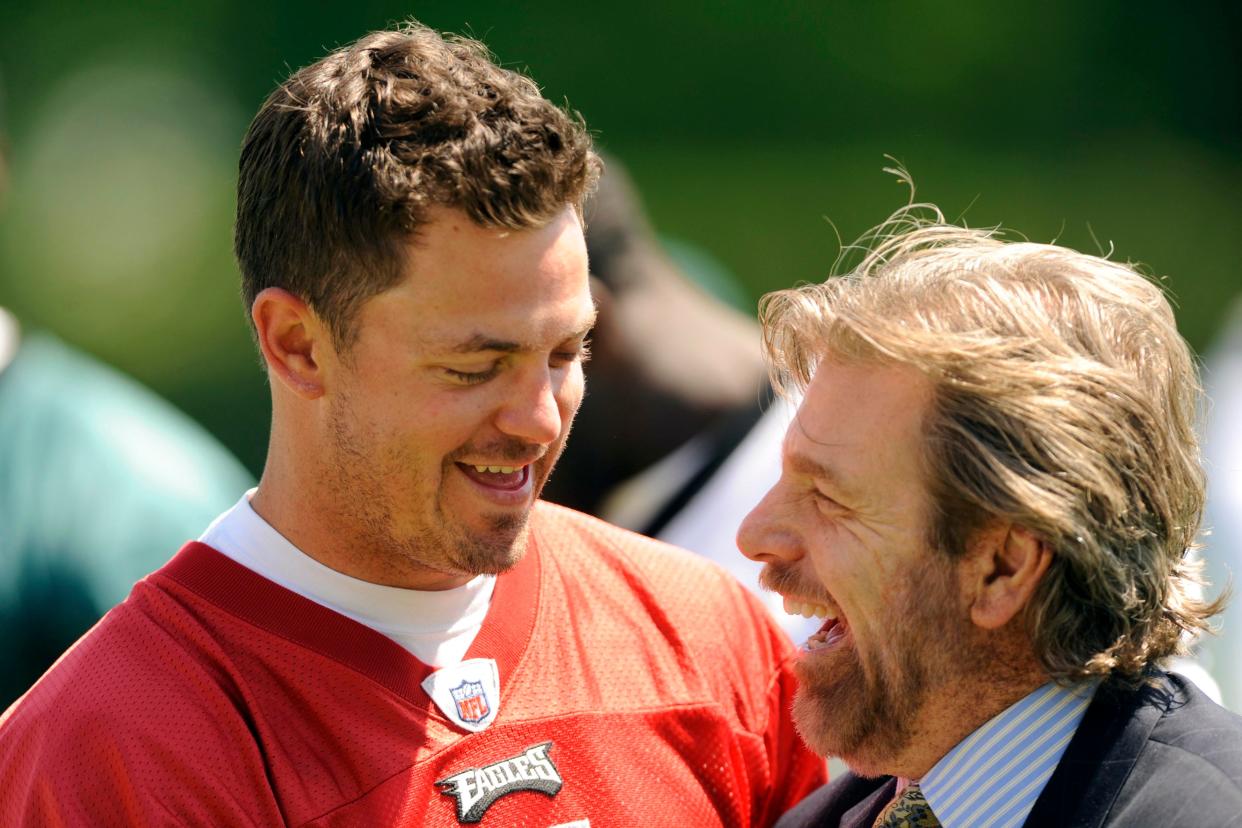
[
  {"x1": 449, "y1": 335, "x2": 523, "y2": 354},
  {"x1": 447, "y1": 321, "x2": 596, "y2": 355}
]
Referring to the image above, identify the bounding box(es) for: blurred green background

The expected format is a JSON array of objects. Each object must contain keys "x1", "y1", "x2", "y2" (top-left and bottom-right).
[{"x1": 1, "y1": 1, "x2": 1239, "y2": 475}]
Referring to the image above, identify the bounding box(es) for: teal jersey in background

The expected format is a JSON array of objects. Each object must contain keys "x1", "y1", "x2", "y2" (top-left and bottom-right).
[{"x1": 0, "y1": 332, "x2": 253, "y2": 707}]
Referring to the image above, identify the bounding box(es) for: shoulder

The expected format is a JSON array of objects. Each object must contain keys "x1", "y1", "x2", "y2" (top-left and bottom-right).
[
  {"x1": 1143, "y1": 672, "x2": 1242, "y2": 784},
  {"x1": 0, "y1": 573, "x2": 281, "y2": 824},
  {"x1": 527, "y1": 503, "x2": 828, "y2": 816},
  {"x1": 1083, "y1": 670, "x2": 1242, "y2": 783},
  {"x1": 528, "y1": 502, "x2": 797, "y2": 723},
  {"x1": 1042, "y1": 670, "x2": 1242, "y2": 826},
  {"x1": 0, "y1": 575, "x2": 277, "y2": 823},
  {"x1": 1100, "y1": 672, "x2": 1242, "y2": 824},
  {"x1": 2, "y1": 576, "x2": 246, "y2": 742}
]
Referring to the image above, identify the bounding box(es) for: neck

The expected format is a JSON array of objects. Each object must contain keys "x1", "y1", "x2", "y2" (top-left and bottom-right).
[{"x1": 890, "y1": 670, "x2": 1048, "y2": 779}]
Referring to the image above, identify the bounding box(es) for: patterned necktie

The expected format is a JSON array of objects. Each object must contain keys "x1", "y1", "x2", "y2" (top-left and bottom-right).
[{"x1": 873, "y1": 782, "x2": 941, "y2": 828}]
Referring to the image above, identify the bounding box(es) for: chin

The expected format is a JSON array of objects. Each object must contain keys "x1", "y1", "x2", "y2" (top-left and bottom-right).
[
  {"x1": 790, "y1": 641, "x2": 927, "y2": 778},
  {"x1": 792, "y1": 685, "x2": 911, "y2": 779},
  {"x1": 454, "y1": 512, "x2": 531, "y2": 575},
  {"x1": 792, "y1": 683, "x2": 857, "y2": 762}
]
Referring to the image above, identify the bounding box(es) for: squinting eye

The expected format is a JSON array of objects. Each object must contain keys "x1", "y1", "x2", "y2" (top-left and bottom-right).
[{"x1": 813, "y1": 490, "x2": 843, "y2": 510}]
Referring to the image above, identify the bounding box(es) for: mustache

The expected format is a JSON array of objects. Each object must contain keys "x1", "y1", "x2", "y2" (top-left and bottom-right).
[
  {"x1": 759, "y1": 561, "x2": 831, "y2": 603},
  {"x1": 450, "y1": 439, "x2": 547, "y2": 466}
]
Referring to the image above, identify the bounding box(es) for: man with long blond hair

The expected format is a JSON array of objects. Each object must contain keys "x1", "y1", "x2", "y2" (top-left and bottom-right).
[{"x1": 740, "y1": 203, "x2": 1242, "y2": 827}]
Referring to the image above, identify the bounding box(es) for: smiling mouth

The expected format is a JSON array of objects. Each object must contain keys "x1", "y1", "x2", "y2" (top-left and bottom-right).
[
  {"x1": 782, "y1": 595, "x2": 850, "y2": 652},
  {"x1": 457, "y1": 463, "x2": 531, "y2": 491}
]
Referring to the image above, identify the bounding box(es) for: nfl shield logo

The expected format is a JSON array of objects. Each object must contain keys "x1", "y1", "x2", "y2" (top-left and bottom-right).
[{"x1": 450, "y1": 680, "x2": 490, "y2": 724}]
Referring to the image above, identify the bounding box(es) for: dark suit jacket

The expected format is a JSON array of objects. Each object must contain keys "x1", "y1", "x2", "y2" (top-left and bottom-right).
[{"x1": 776, "y1": 671, "x2": 1242, "y2": 827}]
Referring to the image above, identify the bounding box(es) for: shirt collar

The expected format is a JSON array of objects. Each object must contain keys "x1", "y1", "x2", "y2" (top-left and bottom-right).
[{"x1": 919, "y1": 679, "x2": 1099, "y2": 828}]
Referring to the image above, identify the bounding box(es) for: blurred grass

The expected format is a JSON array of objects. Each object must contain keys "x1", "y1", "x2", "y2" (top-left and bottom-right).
[{"x1": 623, "y1": 138, "x2": 1242, "y2": 353}]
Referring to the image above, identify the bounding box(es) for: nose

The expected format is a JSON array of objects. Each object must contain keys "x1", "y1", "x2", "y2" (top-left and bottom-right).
[
  {"x1": 737, "y1": 484, "x2": 802, "y2": 565},
  {"x1": 494, "y1": 366, "x2": 566, "y2": 446}
]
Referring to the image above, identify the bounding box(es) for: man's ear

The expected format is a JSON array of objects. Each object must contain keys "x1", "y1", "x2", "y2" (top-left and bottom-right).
[
  {"x1": 251, "y1": 287, "x2": 329, "y2": 399},
  {"x1": 964, "y1": 523, "x2": 1052, "y2": 630}
]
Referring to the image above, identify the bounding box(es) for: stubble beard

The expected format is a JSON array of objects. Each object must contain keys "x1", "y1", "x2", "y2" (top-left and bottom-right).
[
  {"x1": 325, "y1": 396, "x2": 548, "y2": 582},
  {"x1": 441, "y1": 503, "x2": 529, "y2": 576}
]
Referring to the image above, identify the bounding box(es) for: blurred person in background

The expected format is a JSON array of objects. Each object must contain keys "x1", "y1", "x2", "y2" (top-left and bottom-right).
[
  {"x1": 0, "y1": 73, "x2": 254, "y2": 709},
  {"x1": 0, "y1": 23, "x2": 823, "y2": 826},
  {"x1": 742, "y1": 204, "x2": 1242, "y2": 828},
  {"x1": 544, "y1": 157, "x2": 820, "y2": 644}
]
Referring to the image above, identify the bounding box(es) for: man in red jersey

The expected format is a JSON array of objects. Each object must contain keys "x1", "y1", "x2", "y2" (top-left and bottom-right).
[{"x1": 0, "y1": 21, "x2": 823, "y2": 827}]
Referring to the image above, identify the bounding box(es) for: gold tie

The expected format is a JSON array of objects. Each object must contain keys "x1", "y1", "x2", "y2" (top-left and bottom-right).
[{"x1": 873, "y1": 783, "x2": 941, "y2": 828}]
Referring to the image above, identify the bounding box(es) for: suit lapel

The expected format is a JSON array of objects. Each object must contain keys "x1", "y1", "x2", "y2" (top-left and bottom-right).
[
  {"x1": 840, "y1": 776, "x2": 898, "y2": 828},
  {"x1": 1025, "y1": 674, "x2": 1169, "y2": 827}
]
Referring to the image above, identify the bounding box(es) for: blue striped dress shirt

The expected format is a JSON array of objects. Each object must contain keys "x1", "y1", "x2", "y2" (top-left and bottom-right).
[{"x1": 918, "y1": 680, "x2": 1099, "y2": 828}]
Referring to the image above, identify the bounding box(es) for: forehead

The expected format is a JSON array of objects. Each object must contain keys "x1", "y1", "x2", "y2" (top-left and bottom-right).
[
  {"x1": 356, "y1": 206, "x2": 594, "y2": 349},
  {"x1": 785, "y1": 358, "x2": 933, "y2": 493}
]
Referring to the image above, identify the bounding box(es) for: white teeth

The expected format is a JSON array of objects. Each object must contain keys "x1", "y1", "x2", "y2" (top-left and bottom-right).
[
  {"x1": 472, "y1": 465, "x2": 519, "y2": 474},
  {"x1": 783, "y1": 596, "x2": 837, "y2": 620}
]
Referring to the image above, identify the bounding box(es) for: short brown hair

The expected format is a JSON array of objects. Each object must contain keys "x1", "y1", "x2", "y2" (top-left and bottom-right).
[
  {"x1": 761, "y1": 204, "x2": 1224, "y2": 683},
  {"x1": 234, "y1": 21, "x2": 600, "y2": 347}
]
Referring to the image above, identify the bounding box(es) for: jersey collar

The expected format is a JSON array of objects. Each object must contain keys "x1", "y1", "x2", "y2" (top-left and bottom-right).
[{"x1": 156, "y1": 528, "x2": 541, "y2": 708}]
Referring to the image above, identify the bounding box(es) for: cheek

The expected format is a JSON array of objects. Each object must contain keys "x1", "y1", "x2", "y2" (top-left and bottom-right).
[
  {"x1": 376, "y1": 391, "x2": 489, "y2": 455},
  {"x1": 808, "y1": 537, "x2": 888, "y2": 612},
  {"x1": 557, "y1": 366, "x2": 586, "y2": 419},
  {"x1": 804, "y1": 518, "x2": 854, "y2": 575}
]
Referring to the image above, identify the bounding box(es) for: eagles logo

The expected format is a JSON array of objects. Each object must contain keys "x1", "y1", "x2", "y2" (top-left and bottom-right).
[{"x1": 437, "y1": 741, "x2": 563, "y2": 823}]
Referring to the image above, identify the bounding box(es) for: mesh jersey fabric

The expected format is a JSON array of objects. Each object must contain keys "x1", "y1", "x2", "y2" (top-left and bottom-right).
[{"x1": 0, "y1": 501, "x2": 825, "y2": 827}]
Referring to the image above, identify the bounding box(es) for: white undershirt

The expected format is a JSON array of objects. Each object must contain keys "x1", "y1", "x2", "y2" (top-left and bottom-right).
[{"x1": 198, "y1": 490, "x2": 495, "y2": 667}]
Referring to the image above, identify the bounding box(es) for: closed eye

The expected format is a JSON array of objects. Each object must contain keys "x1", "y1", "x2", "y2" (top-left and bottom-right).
[
  {"x1": 551, "y1": 339, "x2": 591, "y2": 367},
  {"x1": 812, "y1": 489, "x2": 847, "y2": 514},
  {"x1": 442, "y1": 364, "x2": 500, "y2": 385}
]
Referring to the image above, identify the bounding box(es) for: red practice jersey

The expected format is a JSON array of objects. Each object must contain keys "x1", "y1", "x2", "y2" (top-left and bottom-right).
[{"x1": 0, "y1": 502, "x2": 824, "y2": 826}]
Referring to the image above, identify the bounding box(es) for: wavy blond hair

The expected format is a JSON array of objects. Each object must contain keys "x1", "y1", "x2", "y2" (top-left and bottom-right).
[{"x1": 760, "y1": 202, "x2": 1225, "y2": 683}]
